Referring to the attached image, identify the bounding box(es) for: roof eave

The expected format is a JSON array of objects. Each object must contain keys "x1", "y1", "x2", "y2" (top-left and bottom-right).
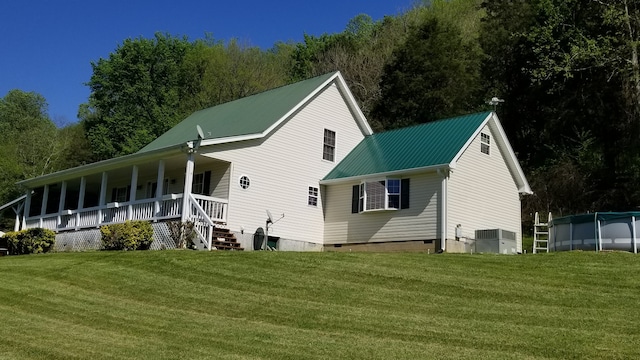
[
  {"x1": 487, "y1": 112, "x2": 532, "y2": 195},
  {"x1": 448, "y1": 112, "x2": 532, "y2": 196},
  {"x1": 320, "y1": 164, "x2": 451, "y2": 185}
]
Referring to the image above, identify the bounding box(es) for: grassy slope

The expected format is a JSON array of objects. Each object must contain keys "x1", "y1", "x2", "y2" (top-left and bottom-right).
[{"x1": 0, "y1": 251, "x2": 639, "y2": 359}]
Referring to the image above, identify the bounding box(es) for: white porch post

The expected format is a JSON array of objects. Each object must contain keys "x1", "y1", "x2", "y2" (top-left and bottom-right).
[
  {"x1": 127, "y1": 165, "x2": 139, "y2": 221},
  {"x1": 154, "y1": 160, "x2": 165, "y2": 219},
  {"x1": 76, "y1": 177, "x2": 86, "y2": 230},
  {"x1": 97, "y1": 172, "x2": 108, "y2": 226},
  {"x1": 39, "y1": 184, "x2": 49, "y2": 228},
  {"x1": 13, "y1": 203, "x2": 23, "y2": 232},
  {"x1": 181, "y1": 151, "x2": 195, "y2": 222},
  {"x1": 597, "y1": 219, "x2": 602, "y2": 252},
  {"x1": 21, "y1": 190, "x2": 31, "y2": 230},
  {"x1": 632, "y1": 216, "x2": 637, "y2": 254},
  {"x1": 57, "y1": 181, "x2": 67, "y2": 228}
]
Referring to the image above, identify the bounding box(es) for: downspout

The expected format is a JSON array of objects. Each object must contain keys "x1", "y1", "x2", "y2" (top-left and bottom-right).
[{"x1": 437, "y1": 168, "x2": 448, "y2": 252}]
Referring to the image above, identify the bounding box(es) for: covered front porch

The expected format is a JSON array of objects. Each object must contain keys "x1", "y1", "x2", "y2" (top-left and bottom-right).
[{"x1": 11, "y1": 145, "x2": 232, "y2": 250}]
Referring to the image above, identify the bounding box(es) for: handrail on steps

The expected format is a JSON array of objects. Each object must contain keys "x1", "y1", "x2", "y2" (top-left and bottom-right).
[{"x1": 188, "y1": 193, "x2": 214, "y2": 250}]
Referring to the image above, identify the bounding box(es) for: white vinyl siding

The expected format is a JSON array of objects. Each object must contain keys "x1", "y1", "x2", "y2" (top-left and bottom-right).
[
  {"x1": 208, "y1": 162, "x2": 231, "y2": 199},
  {"x1": 201, "y1": 83, "x2": 366, "y2": 246},
  {"x1": 447, "y1": 124, "x2": 523, "y2": 252},
  {"x1": 324, "y1": 172, "x2": 440, "y2": 244}
]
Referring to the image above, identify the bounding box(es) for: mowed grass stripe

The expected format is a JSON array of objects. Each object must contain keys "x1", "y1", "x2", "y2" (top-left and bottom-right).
[{"x1": 1, "y1": 251, "x2": 639, "y2": 359}]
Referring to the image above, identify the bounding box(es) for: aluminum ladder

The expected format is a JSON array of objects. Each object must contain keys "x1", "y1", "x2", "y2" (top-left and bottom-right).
[{"x1": 533, "y1": 212, "x2": 552, "y2": 253}]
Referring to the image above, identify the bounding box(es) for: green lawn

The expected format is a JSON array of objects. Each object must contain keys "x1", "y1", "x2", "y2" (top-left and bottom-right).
[{"x1": 1, "y1": 251, "x2": 639, "y2": 359}]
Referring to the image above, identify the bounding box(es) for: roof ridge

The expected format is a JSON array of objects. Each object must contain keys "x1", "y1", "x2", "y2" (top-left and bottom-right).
[
  {"x1": 191, "y1": 71, "x2": 339, "y2": 114},
  {"x1": 138, "y1": 71, "x2": 340, "y2": 153},
  {"x1": 371, "y1": 111, "x2": 493, "y2": 137}
]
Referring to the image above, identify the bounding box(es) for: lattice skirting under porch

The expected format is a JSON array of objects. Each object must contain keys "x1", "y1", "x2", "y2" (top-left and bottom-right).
[{"x1": 54, "y1": 222, "x2": 177, "y2": 252}]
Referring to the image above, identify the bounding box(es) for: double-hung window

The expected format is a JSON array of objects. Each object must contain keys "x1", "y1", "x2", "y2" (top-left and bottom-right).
[
  {"x1": 193, "y1": 173, "x2": 205, "y2": 194},
  {"x1": 308, "y1": 186, "x2": 319, "y2": 206},
  {"x1": 192, "y1": 171, "x2": 211, "y2": 195},
  {"x1": 481, "y1": 133, "x2": 490, "y2": 155},
  {"x1": 323, "y1": 129, "x2": 336, "y2": 162}
]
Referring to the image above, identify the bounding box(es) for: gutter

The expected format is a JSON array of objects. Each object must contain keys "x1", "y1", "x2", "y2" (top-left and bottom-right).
[{"x1": 320, "y1": 164, "x2": 451, "y2": 185}]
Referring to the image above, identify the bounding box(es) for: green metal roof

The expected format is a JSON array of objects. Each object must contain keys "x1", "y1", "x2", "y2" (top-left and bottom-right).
[
  {"x1": 138, "y1": 72, "x2": 338, "y2": 153},
  {"x1": 323, "y1": 112, "x2": 492, "y2": 181}
]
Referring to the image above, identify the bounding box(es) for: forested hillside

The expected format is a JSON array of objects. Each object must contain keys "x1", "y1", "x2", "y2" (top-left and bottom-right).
[{"x1": 2, "y1": 0, "x2": 639, "y2": 230}]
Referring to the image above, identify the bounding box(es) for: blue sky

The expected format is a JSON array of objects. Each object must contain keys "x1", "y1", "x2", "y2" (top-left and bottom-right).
[{"x1": 0, "y1": 0, "x2": 415, "y2": 126}]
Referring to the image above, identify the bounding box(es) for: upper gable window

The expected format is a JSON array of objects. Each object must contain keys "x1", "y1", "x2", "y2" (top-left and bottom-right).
[
  {"x1": 481, "y1": 133, "x2": 490, "y2": 155},
  {"x1": 323, "y1": 129, "x2": 336, "y2": 162}
]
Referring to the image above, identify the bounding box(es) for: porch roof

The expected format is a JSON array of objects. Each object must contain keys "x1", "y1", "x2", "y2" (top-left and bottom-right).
[
  {"x1": 17, "y1": 145, "x2": 184, "y2": 188},
  {"x1": 0, "y1": 194, "x2": 26, "y2": 212}
]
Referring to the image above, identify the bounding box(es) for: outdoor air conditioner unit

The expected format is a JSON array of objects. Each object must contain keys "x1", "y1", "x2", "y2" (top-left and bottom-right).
[{"x1": 474, "y1": 229, "x2": 517, "y2": 254}]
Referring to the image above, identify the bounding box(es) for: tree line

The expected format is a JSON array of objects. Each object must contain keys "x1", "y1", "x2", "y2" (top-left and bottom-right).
[{"x1": 2, "y1": 0, "x2": 639, "y2": 230}]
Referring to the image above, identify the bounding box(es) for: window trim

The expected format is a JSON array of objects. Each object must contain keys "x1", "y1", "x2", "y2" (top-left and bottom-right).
[
  {"x1": 238, "y1": 175, "x2": 251, "y2": 190},
  {"x1": 307, "y1": 186, "x2": 319, "y2": 207},
  {"x1": 323, "y1": 128, "x2": 336, "y2": 162}
]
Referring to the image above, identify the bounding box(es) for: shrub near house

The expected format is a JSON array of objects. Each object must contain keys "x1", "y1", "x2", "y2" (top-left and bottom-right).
[
  {"x1": 100, "y1": 220, "x2": 154, "y2": 251},
  {"x1": 0, "y1": 228, "x2": 55, "y2": 255}
]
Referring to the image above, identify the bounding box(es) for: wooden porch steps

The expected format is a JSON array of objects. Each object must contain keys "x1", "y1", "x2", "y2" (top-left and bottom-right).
[{"x1": 211, "y1": 227, "x2": 243, "y2": 251}]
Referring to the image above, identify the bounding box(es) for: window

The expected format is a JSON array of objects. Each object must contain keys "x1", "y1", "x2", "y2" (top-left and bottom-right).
[
  {"x1": 111, "y1": 186, "x2": 130, "y2": 203},
  {"x1": 239, "y1": 175, "x2": 250, "y2": 189},
  {"x1": 308, "y1": 186, "x2": 319, "y2": 206},
  {"x1": 192, "y1": 171, "x2": 211, "y2": 195},
  {"x1": 193, "y1": 173, "x2": 204, "y2": 194},
  {"x1": 364, "y1": 181, "x2": 386, "y2": 210},
  {"x1": 323, "y1": 129, "x2": 336, "y2": 162},
  {"x1": 387, "y1": 179, "x2": 400, "y2": 209},
  {"x1": 352, "y1": 178, "x2": 409, "y2": 212},
  {"x1": 481, "y1": 133, "x2": 490, "y2": 155},
  {"x1": 147, "y1": 179, "x2": 170, "y2": 198},
  {"x1": 146, "y1": 182, "x2": 156, "y2": 198}
]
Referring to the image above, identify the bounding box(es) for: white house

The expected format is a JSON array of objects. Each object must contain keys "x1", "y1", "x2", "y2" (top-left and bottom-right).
[{"x1": 0, "y1": 71, "x2": 531, "y2": 253}]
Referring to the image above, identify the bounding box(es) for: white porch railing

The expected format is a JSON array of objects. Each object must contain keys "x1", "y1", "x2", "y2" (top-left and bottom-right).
[
  {"x1": 23, "y1": 194, "x2": 228, "y2": 234},
  {"x1": 192, "y1": 194, "x2": 228, "y2": 223},
  {"x1": 186, "y1": 194, "x2": 214, "y2": 251}
]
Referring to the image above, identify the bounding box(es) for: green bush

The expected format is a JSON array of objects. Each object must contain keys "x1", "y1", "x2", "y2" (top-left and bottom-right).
[
  {"x1": 1, "y1": 228, "x2": 56, "y2": 255},
  {"x1": 100, "y1": 221, "x2": 154, "y2": 251}
]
